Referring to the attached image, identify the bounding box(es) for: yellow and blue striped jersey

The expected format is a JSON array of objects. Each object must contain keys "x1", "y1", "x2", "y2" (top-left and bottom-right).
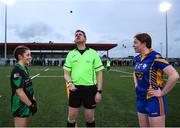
[{"x1": 134, "y1": 49, "x2": 169, "y2": 99}]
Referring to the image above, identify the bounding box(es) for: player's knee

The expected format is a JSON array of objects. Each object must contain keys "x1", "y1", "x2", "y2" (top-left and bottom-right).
[
  {"x1": 85, "y1": 113, "x2": 94, "y2": 122},
  {"x1": 68, "y1": 112, "x2": 78, "y2": 120}
]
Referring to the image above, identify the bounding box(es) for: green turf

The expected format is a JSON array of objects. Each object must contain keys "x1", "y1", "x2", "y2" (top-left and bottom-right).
[{"x1": 0, "y1": 66, "x2": 180, "y2": 127}]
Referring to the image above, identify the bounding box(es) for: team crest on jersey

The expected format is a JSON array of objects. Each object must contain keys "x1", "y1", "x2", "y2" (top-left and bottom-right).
[
  {"x1": 142, "y1": 64, "x2": 147, "y2": 69},
  {"x1": 72, "y1": 59, "x2": 78, "y2": 63},
  {"x1": 13, "y1": 73, "x2": 20, "y2": 78},
  {"x1": 86, "y1": 60, "x2": 91, "y2": 63},
  {"x1": 136, "y1": 63, "x2": 142, "y2": 69},
  {"x1": 135, "y1": 72, "x2": 144, "y2": 80}
]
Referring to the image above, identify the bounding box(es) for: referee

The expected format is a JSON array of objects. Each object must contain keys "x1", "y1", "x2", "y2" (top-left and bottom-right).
[{"x1": 63, "y1": 29, "x2": 104, "y2": 127}]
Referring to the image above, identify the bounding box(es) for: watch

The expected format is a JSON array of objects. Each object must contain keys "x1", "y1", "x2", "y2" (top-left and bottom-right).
[{"x1": 97, "y1": 90, "x2": 102, "y2": 94}]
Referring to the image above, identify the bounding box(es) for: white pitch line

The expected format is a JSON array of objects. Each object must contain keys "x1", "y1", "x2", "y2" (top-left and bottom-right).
[
  {"x1": 111, "y1": 69, "x2": 180, "y2": 84},
  {"x1": 5, "y1": 74, "x2": 63, "y2": 78},
  {"x1": 31, "y1": 73, "x2": 40, "y2": 79},
  {"x1": 37, "y1": 75, "x2": 63, "y2": 78},
  {"x1": 44, "y1": 68, "x2": 49, "y2": 71},
  {"x1": 110, "y1": 69, "x2": 133, "y2": 75},
  {"x1": 119, "y1": 75, "x2": 133, "y2": 77}
]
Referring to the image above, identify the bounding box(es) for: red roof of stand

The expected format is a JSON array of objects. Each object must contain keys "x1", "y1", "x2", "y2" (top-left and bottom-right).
[{"x1": 0, "y1": 43, "x2": 117, "y2": 51}]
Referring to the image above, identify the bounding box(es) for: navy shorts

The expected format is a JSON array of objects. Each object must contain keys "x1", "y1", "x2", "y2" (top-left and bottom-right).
[{"x1": 136, "y1": 96, "x2": 167, "y2": 117}]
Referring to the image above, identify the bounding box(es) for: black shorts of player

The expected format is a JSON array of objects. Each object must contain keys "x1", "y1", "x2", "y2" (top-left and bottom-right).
[
  {"x1": 69, "y1": 85, "x2": 97, "y2": 109},
  {"x1": 13, "y1": 107, "x2": 30, "y2": 117}
]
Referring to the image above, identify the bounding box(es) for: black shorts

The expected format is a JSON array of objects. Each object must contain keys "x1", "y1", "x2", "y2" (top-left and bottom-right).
[
  {"x1": 12, "y1": 106, "x2": 31, "y2": 117},
  {"x1": 69, "y1": 85, "x2": 97, "y2": 109}
]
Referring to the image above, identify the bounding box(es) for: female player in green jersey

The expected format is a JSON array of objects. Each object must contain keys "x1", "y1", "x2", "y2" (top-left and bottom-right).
[{"x1": 10, "y1": 46, "x2": 37, "y2": 127}]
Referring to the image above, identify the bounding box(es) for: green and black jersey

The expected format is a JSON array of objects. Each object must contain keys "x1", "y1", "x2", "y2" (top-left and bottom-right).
[
  {"x1": 10, "y1": 63, "x2": 34, "y2": 117},
  {"x1": 63, "y1": 48, "x2": 104, "y2": 86}
]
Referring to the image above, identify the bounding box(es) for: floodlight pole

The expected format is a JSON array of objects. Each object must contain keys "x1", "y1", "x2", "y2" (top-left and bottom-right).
[
  {"x1": 160, "y1": 2, "x2": 171, "y2": 59},
  {"x1": 160, "y1": 42, "x2": 163, "y2": 55},
  {"x1": 165, "y1": 11, "x2": 168, "y2": 59},
  {"x1": 4, "y1": 4, "x2": 7, "y2": 60}
]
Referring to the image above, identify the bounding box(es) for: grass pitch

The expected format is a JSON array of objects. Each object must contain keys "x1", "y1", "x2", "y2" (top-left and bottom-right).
[{"x1": 0, "y1": 66, "x2": 180, "y2": 127}]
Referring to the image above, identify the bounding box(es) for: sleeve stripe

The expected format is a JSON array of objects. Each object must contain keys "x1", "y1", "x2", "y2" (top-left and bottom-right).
[
  {"x1": 95, "y1": 65, "x2": 103, "y2": 69},
  {"x1": 64, "y1": 65, "x2": 72, "y2": 69},
  {"x1": 155, "y1": 59, "x2": 169, "y2": 64}
]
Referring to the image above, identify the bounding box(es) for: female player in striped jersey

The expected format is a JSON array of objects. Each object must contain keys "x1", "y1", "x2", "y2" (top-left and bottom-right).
[{"x1": 133, "y1": 33, "x2": 179, "y2": 127}]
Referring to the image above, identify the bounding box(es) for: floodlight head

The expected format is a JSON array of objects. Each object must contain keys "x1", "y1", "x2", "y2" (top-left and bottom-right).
[
  {"x1": 1, "y1": 0, "x2": 15, "y2": 6},
  {"x1": 160, "y1": 1, "x2": 171, "y2": 12}
]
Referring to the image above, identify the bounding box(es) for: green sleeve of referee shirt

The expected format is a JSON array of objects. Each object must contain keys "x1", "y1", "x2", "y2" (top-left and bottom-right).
[
  {"x1": 94, "y1": 52, "x2": 104, "y2": 72},
  {"x1": 63, "y1": 53, "x2": 72, "y2": 72}
]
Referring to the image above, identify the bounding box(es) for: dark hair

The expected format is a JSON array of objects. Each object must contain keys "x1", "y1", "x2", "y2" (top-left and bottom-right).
[
  {"x1": 75, "y1": 29, "x2": 87, "y2": 39},
  {"x1": 14, "y1": 45, "x2": 30, "y2": 61},
  {"x1": 134, "y1": 33, "x2": 152, "y2": 48}
]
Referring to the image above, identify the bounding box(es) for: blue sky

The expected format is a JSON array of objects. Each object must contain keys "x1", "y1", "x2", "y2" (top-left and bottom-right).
[{"x1": 0, "y1": 0, "x2": 180, "y2": 57}]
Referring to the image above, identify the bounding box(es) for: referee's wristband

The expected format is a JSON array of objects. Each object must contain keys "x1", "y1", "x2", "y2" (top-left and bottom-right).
[{"x1": 97, "y1": 90, "x2": 102, "y2": 94}]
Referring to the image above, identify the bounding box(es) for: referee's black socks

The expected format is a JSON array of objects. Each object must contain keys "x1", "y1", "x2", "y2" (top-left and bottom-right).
[
  {"x1": 67, "y1": 119, "x2": 76, "y2": 127},
  {"x1": 67, "y1": 119, "x2": 95, "y2": 127},
  {"x1": 86, "y1": 120, "x2": 95, "y2": 127}
]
